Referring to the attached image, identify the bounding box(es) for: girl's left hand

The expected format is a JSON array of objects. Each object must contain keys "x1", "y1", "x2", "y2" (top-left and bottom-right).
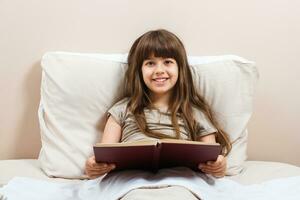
[{"x1": 198, "y1": 155, "x2": 227, "y2": 178}]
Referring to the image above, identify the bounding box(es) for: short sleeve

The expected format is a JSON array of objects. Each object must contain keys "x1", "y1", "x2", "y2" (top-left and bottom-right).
[
  {"x1": 193, "y1": 107, "x2": 217, "y2": 137},
  {"x1": 107, "y1": 98, "x2": 129, "y2": 126}
]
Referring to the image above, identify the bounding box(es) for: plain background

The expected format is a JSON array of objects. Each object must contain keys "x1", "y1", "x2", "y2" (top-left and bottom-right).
[{"x1": 0, "y1": 0, "x2": 299, "y2": 166}]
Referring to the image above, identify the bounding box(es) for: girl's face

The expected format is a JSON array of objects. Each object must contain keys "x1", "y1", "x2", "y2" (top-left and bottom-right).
[{"x1": 141, "y1": 56, "x2": 179, "y2": 100}]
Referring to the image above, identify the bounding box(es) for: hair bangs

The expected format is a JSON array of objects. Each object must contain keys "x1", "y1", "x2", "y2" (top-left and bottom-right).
[{"x1": 138, "y1": 32, "x2": 180, "y2": 62}]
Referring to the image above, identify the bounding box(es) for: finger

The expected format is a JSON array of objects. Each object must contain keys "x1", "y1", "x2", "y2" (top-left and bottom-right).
[
  {"x1": 89, "y1": 156, "x2": 95, "y2": 161},
  {"x1": 92, "y1": 163, "x2": 116, "y2": 168},
  {"x1": 88, "y1": 164, "x2": 114, "y2": 172},
  {"x1": 202, "y1": 165, "x2": 226, "y2": 175},
  {"x1": 207, "y1": 155, "x2": 225, "y2": 167},
  {"x1": 86, "y1": 169, "x2": 105, "y2": 175},
  {"x1": 201, "y1": 162, "x2": 226, "y2": 171},
  {"x1": 87, "y1": 164, "x2": 116, "y2": 173},
  {"x1": 201, "y1": 165, "x2": 226, "y2": 174},
  {"x1": 212, "y1": 171, "x2": 226, "y2": 178},
  {"x1": 203, "y1": 166, "x2": 225, "y2": 174},
  {"x1": 200, "y1": 166, "x2": 226, "y2": 172},
  {"x1": 200, "y1": 160, "x2": 226, "y2": 170},
  {"x1": 87, "y1": 169, "x2": 109, "y2": 177},
  {"x1": 86, "y1": 156, "x2": 96, "y2": 165},
  {"x1": 89, "y1": 164, "x2": 114, "y2": 170},
  {"x1": 86, "y1": 165, "x2": 109, "y2": 171},
  {"x1": 87, "y1": 165, "x2": 110, "y2": 170},
  {"x1": 86, "y1": 156, "x2": 106, "y2": 167},
  {"x1": 93, "y1": 164, "x2": 116, "y2": 170},
  {"x1": 205, "y1": 156, "x2": 226, "y2": 169},
  {"x1": 206, "y1": 161, "x2": 220, "y2": 167},
  {"x1": 92, "y1": 162, "x2": 109, "y2": 167},
  {"x1": 88, "y1": 171, "x2": 106, "y2": 177},
  {"x1": 88, "y1": 174, "x2": 103, "y2": 179},
  {"x1": 211, "y1": 174, "x2": 225, "y2": 178},
  {"x1": 88, "y1": 168, "x2": 113, "y2": 177}
]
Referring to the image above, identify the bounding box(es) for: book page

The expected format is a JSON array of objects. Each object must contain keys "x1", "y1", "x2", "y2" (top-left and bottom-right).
[
  {"x1": 95, "y1": 138, "x2": 220, "y2": 147},
  {"x1": 160, "y1": 138, "x2": 220, "y2": 146},
  {"x1": 94, "y1": 139, "x2": 158, "y2": 147}
]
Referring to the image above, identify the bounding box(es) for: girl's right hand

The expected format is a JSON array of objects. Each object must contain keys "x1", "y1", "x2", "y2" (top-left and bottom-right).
[{"x1": 85, "y1": 156, "x2": 116, "y2": 179}]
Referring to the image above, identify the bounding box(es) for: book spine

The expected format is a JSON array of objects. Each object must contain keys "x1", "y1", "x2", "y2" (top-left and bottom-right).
[{"x1": 152, "y1": 142, "x2": 161, "y2": 172}]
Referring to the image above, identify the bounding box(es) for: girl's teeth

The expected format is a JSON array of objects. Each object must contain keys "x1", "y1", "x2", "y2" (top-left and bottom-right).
[{"x1": 155, "y1": 78, "x2": 167, "y2": 82}]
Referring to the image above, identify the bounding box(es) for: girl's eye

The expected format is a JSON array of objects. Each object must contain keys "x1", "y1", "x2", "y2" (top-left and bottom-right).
[
  {"x1": 146, "y1": 61, "x2": 154, "y2": 66},
  {"x1": 165, "y1": 60, "x2": 174, "y2": 65}
]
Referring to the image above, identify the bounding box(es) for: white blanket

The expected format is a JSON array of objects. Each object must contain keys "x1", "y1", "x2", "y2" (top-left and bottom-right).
[{"x1": 1, "y1": 168, "x2": 300, "y2": 200}]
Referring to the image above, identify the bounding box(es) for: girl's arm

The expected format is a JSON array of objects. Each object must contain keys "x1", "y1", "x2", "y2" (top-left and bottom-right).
[
  {"x1": 85, "y1": 116, "x2": 121, "y2": 179},
  {"x1": 196, "y1": 133, "x2": 216, "y2": 143},
  {"x1": 197, "y1": 133, "x2": 227, "y2": 178},
  {"x1": 100, "y1": 115, "x2": 122, "y2": 143}
]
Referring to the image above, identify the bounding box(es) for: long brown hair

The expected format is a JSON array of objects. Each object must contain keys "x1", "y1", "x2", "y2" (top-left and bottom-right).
[{"x1": 124, "y1": 29, "x2": 231, "y2": 155}]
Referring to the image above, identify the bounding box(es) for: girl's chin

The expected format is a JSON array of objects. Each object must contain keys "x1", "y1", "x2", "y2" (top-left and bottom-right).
[
  {"x1": 150, "y1": 89, "x2": 172, "y2": 95},
  {"x1": 152, "y1": 82, "x2": 168, "y2": 87}
]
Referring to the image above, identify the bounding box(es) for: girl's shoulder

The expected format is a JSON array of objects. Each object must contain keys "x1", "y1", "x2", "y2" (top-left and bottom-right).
[
  {"x1": 110, "y1": 97, "x2": 130, "y2": 110},
  {"x1": 191, "y1": 105, "x2": 208, "y2": 120},
  {"x1": 107, "y1": 98, "x2": 130, "y2": 125},
  {"x1": 191, "y1": 105, "x2": 216, "y2": 131}
]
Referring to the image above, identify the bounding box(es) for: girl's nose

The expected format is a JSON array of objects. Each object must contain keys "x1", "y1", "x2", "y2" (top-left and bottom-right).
[
  {"x1": 154, "y1": 62, "x2": 165, "y2": 74},
  {"x1": 155, "y1": 70, "x2": 164, "y2": 75}
]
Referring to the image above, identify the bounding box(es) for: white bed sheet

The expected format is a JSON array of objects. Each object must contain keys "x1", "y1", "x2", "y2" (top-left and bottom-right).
[
  {"x1": 1, "y1": 166, "x2": 300, "y2": 200},
  {"x1": 1, "y1": 159, "x2": 300, "y2": 187}
]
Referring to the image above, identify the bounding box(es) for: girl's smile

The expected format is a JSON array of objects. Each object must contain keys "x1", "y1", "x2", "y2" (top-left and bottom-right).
[
  {"x1": 142, "y1": 56, "x2": 178, "y2": 99},
  {"x1": 152, "y1": 77, "x2": 169, "y2": 86}
]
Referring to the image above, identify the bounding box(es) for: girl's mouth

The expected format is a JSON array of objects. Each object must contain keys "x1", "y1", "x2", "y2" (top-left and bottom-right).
[{"x1": 152, "y1": 77, "x2": 169, "y2": 82}]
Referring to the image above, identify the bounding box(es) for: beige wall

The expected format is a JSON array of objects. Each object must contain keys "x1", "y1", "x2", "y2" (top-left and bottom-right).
[{"x1": 0, "y1": 0, "x2": 299, "y2": 166}]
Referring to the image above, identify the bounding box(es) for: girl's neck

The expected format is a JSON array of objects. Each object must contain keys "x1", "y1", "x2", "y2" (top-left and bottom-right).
[{"x1": 150, "y1": 93, "x2": 170, "y2": 110}]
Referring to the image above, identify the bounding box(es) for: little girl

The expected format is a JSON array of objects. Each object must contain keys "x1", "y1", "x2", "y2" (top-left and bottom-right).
[{"x1": 85, "y1": 29, "x2": 231, "y2": 179}]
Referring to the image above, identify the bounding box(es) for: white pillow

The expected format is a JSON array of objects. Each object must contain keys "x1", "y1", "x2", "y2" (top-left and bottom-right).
[
  {"x1": 38, "y1": 52, "x2": 258, "y2": 178},
  {"x1": 191, "y1": 59, "x2": 258, "y2": 175}
]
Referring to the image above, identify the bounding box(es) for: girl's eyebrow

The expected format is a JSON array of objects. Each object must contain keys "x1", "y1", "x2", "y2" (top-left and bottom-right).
[
  {"x1": 146, "y1": 57, "x2": 174, "y2": 60},
  {"x1": 143, "y1": 57, "x2": 175, "y2": 62},
  {"x1": 144, "y1": 57, "x2": 156, "y2": 62}
]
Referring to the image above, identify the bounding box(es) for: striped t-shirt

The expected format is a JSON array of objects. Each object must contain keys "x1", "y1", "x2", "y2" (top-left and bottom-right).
[{"x1": 107, "y1": 98, "x2": 217, "y2": 142}]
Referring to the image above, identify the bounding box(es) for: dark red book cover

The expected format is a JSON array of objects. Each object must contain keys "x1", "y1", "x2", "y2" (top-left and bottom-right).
[{"x1": 93, "y1": 139, "x2": 222, "y2": 172}]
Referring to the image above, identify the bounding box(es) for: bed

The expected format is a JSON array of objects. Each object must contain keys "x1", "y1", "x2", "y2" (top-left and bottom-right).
[
  {"x1": 1, "y1": 52, "x2": 300, "y2": 199},
  {"x1": 1, "y1": 160, "x2": 300, "y2": 200},
  {"x1": 1, "y1": 159, "x2": 300, "y2": 186}
]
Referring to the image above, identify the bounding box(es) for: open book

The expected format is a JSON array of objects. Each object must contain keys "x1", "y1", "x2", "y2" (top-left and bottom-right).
[{"x1": 93, "y1": 139, "x2": 222, "y2": 172}]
